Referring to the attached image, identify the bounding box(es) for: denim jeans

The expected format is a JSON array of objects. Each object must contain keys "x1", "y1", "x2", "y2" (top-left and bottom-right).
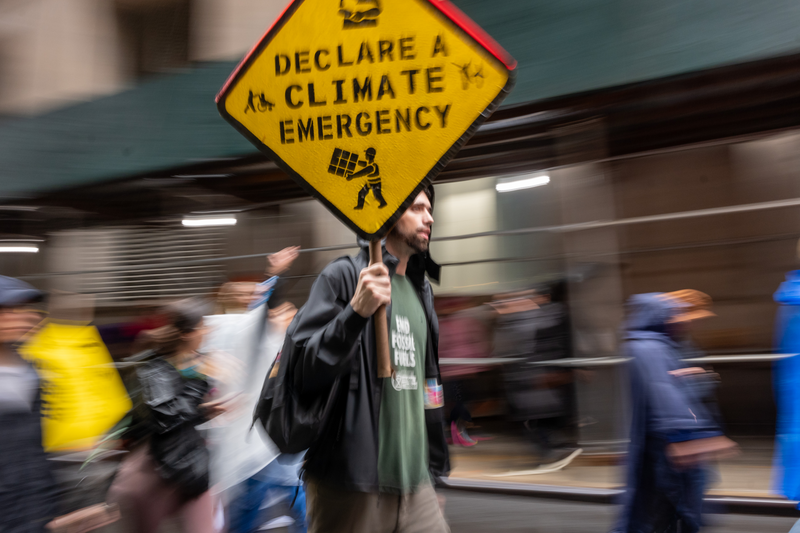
[{"x1": 227, "y1": 462, "x2": 306, "y2": 533}]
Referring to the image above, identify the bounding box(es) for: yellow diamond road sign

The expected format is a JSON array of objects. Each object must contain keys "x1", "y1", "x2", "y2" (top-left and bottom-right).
[{"x1": 217, "y1": 0, "x2": 515, "y2": 239}]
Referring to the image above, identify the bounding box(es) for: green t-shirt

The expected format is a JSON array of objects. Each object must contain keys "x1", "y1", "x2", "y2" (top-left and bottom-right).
[{"x1": 377, "y1": 274, "x2": 429, "y2": 494}]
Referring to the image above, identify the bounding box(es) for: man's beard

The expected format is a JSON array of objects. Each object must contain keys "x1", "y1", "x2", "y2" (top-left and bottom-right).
[{"x1": 390, "y1": 225, "x2": 429, "y2": 255}]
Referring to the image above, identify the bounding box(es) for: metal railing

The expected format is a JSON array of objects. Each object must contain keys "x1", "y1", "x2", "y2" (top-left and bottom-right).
[
  {"x1": 438, "y1": 354, "x2": 798, "y2": 366},
  {"x1": 18, "y1": 194, "x2": 800, "y2": 281}
]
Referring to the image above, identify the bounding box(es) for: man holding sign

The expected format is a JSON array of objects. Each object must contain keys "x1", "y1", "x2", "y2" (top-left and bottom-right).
[
  {"x1": 217, "y1": 2, "x2": 514, "y2": 529},
  {"x1": 288, "y1": 187, "x2": 448, "y2": 532}
]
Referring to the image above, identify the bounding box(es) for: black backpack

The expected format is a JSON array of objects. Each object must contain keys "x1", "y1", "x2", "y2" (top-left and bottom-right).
[
  {"x1": 252, "y1": 322, "x2": 345, "y2": 454},
  {"x1": 253, "y1": 256, "x2": 364, "y2": 454}
]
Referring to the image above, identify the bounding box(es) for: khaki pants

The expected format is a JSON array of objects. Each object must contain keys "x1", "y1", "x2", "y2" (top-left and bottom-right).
[{"x1": 306, "y1": 479, "x2": 450, "y2": 533}]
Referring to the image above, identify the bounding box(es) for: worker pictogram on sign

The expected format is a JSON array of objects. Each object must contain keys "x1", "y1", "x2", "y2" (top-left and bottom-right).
[
  {"x1": 328, "y1": 147, "x2": 387, "y2": 210},
  {"x1": 217, "y1": 0, "x2": 516, "y2": 239},
  {"x1": 347, "y1": 147, "x2": 386, "y2": 210}
]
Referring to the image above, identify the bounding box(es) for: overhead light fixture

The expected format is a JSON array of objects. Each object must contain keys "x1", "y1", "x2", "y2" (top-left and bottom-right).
[
  {"x1": 181, "y1": 216, "x2": 237, "y2": 227},
  {"x1": 0, "y1": 237, "x2": 43, "y2": 253},
  {"x1": 496, "y1": 174, "x2": 550, "y2": 193},
  {"x1": 0, "y1": 246, "x2": 38, "y2": 253}
]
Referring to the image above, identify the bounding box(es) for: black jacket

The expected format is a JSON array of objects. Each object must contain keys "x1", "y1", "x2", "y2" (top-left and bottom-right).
[
  {"x1": 290, "y1": 241, "x2": 449, "y2": 492},
  {"x1": 126, "y1": 357, "x2": 211, "y2": 499}
]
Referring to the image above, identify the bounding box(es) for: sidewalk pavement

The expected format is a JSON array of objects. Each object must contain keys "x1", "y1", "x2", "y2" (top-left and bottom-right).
[{"x1": 447, "y1": 433, "x2": 778, "y2": 499}]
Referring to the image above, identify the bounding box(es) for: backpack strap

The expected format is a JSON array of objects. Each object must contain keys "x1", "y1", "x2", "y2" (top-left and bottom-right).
[{"x1": 343, "y1": 255, "x2": 363, "y2": 391}]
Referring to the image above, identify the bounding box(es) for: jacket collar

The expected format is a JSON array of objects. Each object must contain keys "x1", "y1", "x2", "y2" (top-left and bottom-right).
[{"x1": 357, "y1": 238, "x2": 440, "y2": 287}]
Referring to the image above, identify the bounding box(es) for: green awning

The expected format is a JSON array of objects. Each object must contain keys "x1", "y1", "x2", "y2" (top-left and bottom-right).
[
  {"x1": 460, "y1": 0, "x2": 800, "y2": 108},
  {"x1": 0, "y1": 62, "x2": 252, "y2": 198}
]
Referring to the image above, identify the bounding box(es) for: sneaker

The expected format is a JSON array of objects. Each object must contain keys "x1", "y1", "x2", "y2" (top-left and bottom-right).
[
  {"x1": 458, "y1": 424, "x2": 477, "y2": 445},
  {"x1": 258, "y1": 516, "x2": 295, "y2": 530},
  {"x1": 451, "y1": 421, "x2": 476, "y2": 447}
]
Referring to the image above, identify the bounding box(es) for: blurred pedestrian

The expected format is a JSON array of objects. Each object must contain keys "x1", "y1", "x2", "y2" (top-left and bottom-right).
[
  {"x1": 21, "y1": 292, "x2": 132, "y2": 455},
  {"x1": 217, "y1": 281, "x2": 257, "y2": 314},
  {"x1": 204, "y1": 247, "x2": 307, "y2": 533},
  {"x1": 0, "y1": 276, "x2": 57, "y2": 533},
  {"x1": 438, "y1": 298, "x2": 489, "y2": 446},
  {"x1": 492, "y1": 286, "x2": 578, "y2": 468},
  {"x1": 611, "y1": 293, "x2": 737, "y2": 533},
  {"x1": 773, "y1": 256, "x2": 800, "y2": 509},
  {"x1": 528, "y1": 282, "x2": 578, "y2": 463},
  {"x1": 285, "y1": 188, "x2": 450, "y2": 533},
  {"x1": 107, "y1": 298, "x2": 234, "y2": 533},
  {"x1": 666, "y1": 289, "x2": 722, "y2": 424}
]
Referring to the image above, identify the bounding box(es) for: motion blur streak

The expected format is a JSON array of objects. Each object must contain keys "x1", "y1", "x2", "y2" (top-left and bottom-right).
[{"x1": 6, "y1": 0, "x2": 800, "y2": 531}]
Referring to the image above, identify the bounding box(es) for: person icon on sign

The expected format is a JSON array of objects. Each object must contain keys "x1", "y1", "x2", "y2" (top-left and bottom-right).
[{"x1": 346, "y1": 147, "x2": 387, "y2": 210}]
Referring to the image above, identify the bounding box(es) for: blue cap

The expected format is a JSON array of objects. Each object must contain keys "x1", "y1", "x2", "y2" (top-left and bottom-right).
[{"x1": 0, "y1": 275, "x2": 44, "y2": 307}]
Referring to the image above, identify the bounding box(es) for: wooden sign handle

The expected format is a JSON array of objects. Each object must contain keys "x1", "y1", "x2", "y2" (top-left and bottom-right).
[{"x1": 370, "y1": 240, "x2": 392, "y2": 378}]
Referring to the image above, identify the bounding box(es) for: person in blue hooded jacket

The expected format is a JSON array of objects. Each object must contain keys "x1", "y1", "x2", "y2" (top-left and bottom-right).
[
  {"x1": 773, "y1": 269, "x2": 800, "y2": 506},
  {"x1": 612, "y1": 293, "x2": 737, "y2": 533}
]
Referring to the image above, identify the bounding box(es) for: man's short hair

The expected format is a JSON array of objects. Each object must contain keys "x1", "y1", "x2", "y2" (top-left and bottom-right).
[{"x1": 423, "y1": 184, "x2": 435, "y2": 211}]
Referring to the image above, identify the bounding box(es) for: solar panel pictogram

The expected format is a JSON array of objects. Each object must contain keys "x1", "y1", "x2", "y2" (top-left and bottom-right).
[{"x1": 328, "y1": 148, "x2": 359, "y2": 177}]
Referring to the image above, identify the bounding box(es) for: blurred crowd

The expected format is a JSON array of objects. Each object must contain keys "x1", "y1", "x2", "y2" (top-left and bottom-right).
[
  {"x1": 437, "y1": 283, "x2": 578, "y2": 468},
  {"x1": 1, "y1": 246, "x2": 307, "y2": 533},
  {"x1": 5, "y1": 238, "x2": 800, "y2": 533}
]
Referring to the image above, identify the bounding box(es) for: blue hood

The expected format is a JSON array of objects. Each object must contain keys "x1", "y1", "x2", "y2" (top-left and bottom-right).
[
  {"x1": 775, "y1": 270, "x2": 800, "y2": 305},
  {"x1": 624, "y1": 293, "x2": 679, "y2": 337}
]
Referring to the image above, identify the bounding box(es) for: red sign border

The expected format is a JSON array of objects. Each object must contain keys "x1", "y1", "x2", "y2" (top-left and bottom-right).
[{"x1": 216, "y1": 0, "x2": 516, "y2": 240}]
